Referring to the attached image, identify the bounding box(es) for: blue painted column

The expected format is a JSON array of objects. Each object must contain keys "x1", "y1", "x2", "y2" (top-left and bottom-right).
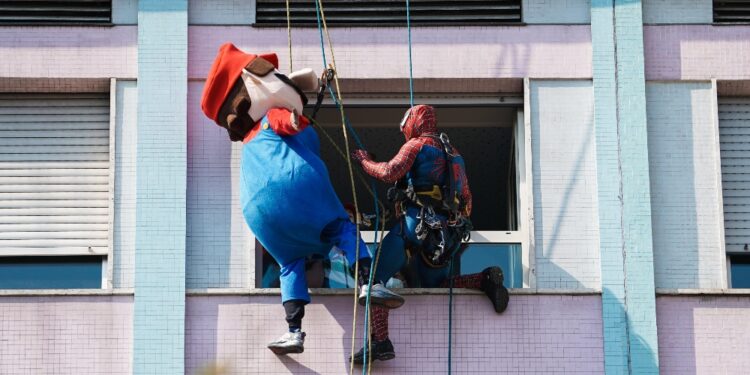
[
  {"x1": 133, "y1": 1, "x2": 188, "y2": 374},
  {"x1": 614, "y1": 1, "x2": 659, "y2": 373},
  {"x1": 592, "y1": 0, "x2": 659, "y2": 374},
  {"x1": 591, "y1": 1, "x2": 630, "y2": 373}
]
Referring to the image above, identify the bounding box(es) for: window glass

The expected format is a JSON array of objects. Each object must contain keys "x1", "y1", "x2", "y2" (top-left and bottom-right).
[
  {"x1": 0, "y1": 256, "x2": 102, "y2": 289},
  {"x1": 459, "y1": 244, "x2": 522, "y2": 288},
  {"x1": 731, "y1": 255, "x2": 750, "y2": 288}
]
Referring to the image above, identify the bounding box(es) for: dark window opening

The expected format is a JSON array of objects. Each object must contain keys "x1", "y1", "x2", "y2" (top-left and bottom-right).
[
  {"x1": 258, "y1": 103, "x2": 524, "y2": 289},
  {"x1": 0, "y1": 1, "x2": 112, "y2": 25},
  {"x1": 315, "y1": 105, "x2": 518, "y2": 231},
  {"x1": 255, "y1": 0, "x2": 522, "y2": 26},
  {"x1": 730, "y1": 254, "x2": 750, "y2": 288},
  {"x1": 0, "y1": 256, "x2": 102, "y2": 289},
  {"x1": 714, "y1": 1, "x2": 750, "y2": 23}
]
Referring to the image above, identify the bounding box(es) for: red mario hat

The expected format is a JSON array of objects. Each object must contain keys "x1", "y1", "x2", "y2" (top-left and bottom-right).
[{"x1": 200, "y1": 43, "x2": 278, "y2": 124}]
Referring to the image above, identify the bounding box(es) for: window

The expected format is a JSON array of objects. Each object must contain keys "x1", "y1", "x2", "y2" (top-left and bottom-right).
[
  {"x1": 0, "y1": 256, "x2": 104, "y2": 289},
  {"x1": 0, "y1": 93, "x2": 112, "y2": 289},
  {"x1": 714, "y1": 1, "x2": 750, "y2": 23},
  {"x1": 255, "y1": 0, "x2": 523, "y2": 26},
  {"x1": 0, "y1": 0, "x2": 112, "y2": 25},
  {"x1": 729, "y1": 255, "x2": 750, "y2": 288},
  {"x1": 259, "y1": 98, "x2": 529, "y2": 289}
]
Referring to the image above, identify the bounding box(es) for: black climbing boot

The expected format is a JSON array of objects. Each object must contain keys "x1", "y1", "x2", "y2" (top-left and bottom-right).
[
  {"x1": 481, "y1": 266, "x2": 510, "y2": 313},
  {"x1": 351, "y1": 338, "x2": 396, "y2": 365}
]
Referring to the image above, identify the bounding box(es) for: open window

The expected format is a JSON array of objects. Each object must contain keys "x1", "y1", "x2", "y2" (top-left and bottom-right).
[{"x1": 259, "y1": 97, "x2": 530, "y2": 289}]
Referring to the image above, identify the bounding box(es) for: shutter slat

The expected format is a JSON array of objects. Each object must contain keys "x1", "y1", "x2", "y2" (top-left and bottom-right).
[
  {"x1": 0, "y1": 238, "x2": 108, "y2": 247},
  {"x1": 0, "y1": 231, "x2": 108, "y2": 240},
  {"x1": 0, "y1": 153, "x2": 109, "y2": 161},
  {"x1": 0, "y1": 161, "x2": 109, "y2": 169},
  {"x1": 0, "y1": 176, "x2": 108, "y2": 185},
  {"x1": 0, "y1": 114, "x2": 109, "y2": 123},
  {"x1": 0, "y1": 215, "x2": 107, "y2": 224},
  {"x1": 0, "y1": 207, "x2": 109, "y2": 216},
  {"x1": 0, "y1": 137, "x2": 108, "y2": 146},
  {"x1": 0, "y1": 123, "x2": 109, "y2": 131},
  {"x1": 0, "y1": 93, "x2": 110, "y2": 256},
  {"x1": 0, "y1": 191, "x2": 109, "y2": 200},
  {"x1": 0, "y1": 223, "x2": 109, "y2": 232},
  {"x1": 0, "y1": 184, "x2": 108, "y2": 193},
  {"x1": 0, "y1": 200, "x2": 109, "y2": 209},
  {"x1": 0, "y1": 168, "x2": 108, "y2": 177}
]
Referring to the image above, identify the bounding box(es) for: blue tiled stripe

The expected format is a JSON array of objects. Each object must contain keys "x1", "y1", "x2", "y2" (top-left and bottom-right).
[{"x1": 133, "y1": 1, "x2": 188, "y2": 374}]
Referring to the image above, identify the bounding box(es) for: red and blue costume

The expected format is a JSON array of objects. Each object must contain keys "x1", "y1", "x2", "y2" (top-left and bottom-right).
[
  {"x1": 352, "y1": 105, "x2": 507, "y2": 364},
  {"x1": 200, "y1": 45, "x2": 403, "y2": 353}
]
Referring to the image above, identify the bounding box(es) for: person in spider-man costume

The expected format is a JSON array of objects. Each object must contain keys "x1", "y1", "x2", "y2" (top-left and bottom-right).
[
  {"x1": 351, "y1": 104, "x2": 510, "y2": 364},
  {"x1": 200, "y1": 43, "x2": 403, "y2": 356}
]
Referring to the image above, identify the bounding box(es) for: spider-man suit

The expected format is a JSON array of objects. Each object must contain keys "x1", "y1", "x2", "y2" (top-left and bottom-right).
[{"x1": 351, "y1": 105, "x2": 508, "y2": 364}]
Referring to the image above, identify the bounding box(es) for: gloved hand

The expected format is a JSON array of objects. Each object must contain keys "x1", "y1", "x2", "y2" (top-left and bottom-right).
[{"x1": 351, "y1": 149, "x2": 374, "y2": 163}]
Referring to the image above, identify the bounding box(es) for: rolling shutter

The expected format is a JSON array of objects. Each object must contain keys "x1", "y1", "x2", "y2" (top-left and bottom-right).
[
  {"x1": 0, "y1": 93, "x2": 111, "y2": 256},
  {"x1": 714, "y1": 1, "x2": 750, "y2": 23},
  {"x1": 0, "y1": 0, "x2": 111, "y2": 25},
  {"x1": 255, "y1": 0, "x2": 522, "y2": 26},
  {"x1": 719, "y1": 99, "x2": 750, "y2": 253}
]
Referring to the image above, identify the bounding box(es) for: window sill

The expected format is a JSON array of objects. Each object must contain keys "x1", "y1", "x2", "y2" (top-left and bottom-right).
[
  {"x1": 0, "y1": 288, "x2": 133, "y2": 297},
  {"x1": 186, "y1": 288, "x2": 601, "y2": 296},
  {"x1": 656, "y1": 288, "x2": 750, "y2": 296}
]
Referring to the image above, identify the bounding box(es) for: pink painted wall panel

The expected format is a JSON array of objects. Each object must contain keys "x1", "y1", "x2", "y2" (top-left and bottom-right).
[
  {"x1": 645, "y1": 25, "x2": 750, "y2": 80},
  {"x1": 0, "y1": 296, "x2": 133, "y2": 375},
  {"x1": 186, "y1": 294, "x2": 604, "y2": 374},
  {"x1": 0, "y1": 27, "x2": 137, "y2": 78},
  {"x1": 188, "y1": 26, "x2": 592, "y2": 80},
  {"x1": 657, "y1": 295, "x2": 750, "y2": 375}
]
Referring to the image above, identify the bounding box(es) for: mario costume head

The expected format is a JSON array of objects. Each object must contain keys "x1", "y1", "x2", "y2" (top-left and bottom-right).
[{"x1": 200, "y1": 43, "x2": 403, "y2": 355}]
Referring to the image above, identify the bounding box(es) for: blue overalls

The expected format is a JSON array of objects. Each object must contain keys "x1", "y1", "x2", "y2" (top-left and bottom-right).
[{"x1": 239, "y1": 114, "x2": 368, "y2": 303}]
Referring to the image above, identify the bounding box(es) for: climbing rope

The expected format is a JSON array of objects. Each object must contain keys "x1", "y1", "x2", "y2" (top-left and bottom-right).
[
  {"x1": 406, "y1": 0, "x2": 415, "y2": 107},
  {"x1": 312, "y1": 1, "x2": 379, "y2": 373},
  {"x1": 285, "y1": 0, "x2": 293, "y2": 72},
  {"x1": 448, "y1": 254, "x2": 456, "y2": 375}
]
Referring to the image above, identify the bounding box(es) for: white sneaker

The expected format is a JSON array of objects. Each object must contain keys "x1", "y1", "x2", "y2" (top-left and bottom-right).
[
  {"x1": 359, "y1": 283, "x2": 405, "y2": 309},
  {"x1": 267, "y1": 331, "x2": 305, "y2": 355}
]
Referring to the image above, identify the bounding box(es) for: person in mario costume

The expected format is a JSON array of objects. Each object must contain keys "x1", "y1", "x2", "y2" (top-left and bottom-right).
[{"x1": 200, "y1": 43, "x2": 404, "y2": 355}]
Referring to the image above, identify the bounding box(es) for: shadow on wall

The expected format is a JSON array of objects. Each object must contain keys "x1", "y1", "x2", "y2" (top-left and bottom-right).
[
  {"x1": 186, "y1": 82, "x2": 247, "y2": 288},
  {"x1": 646, "y1": 83, "x2": 700, "y2": 289},
  {"x1": 602, "y1": 288, "x2": 660, "y2": 374},
  {"x1": 531, "y1": 81, "x2": 599, "y2": 289}
]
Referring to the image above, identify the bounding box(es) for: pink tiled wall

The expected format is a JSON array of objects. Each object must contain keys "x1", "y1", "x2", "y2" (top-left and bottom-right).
[
  {"x1": 188, "y1": 26, "x2": 592, "y2": 80},
  {"x1": 657, "y1": 295, "x2": 750, "y2": 375},
  {"x1": 186, "y1": 294, "x2": 605, "y2": 374},
  {"x1": 645, "y1": 25, "x2": 750, "y2": 80},
  {"x1": 0, "y1": 27, "x2": 137, "y2": 78},
  {"x1": 0, "y1": 296, "x2": 133, "y2": 375}
]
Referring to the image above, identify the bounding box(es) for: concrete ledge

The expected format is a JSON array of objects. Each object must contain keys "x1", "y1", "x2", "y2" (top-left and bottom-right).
[
  {"x1": 0, "y1": 288, "x2": 134, "y2": 297},
  {"x1": 186, "y1": 288, "x2": 602, "y2": 296},
  {"x1": 656, "y1": 288, "x2": 750, "y2": 296}
]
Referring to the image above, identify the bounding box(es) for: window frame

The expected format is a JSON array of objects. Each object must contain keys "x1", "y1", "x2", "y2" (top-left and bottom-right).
[
  {"x1": 338, "y1": 95, "x2": 534, "y2": 288},
  {"x1": 0, "y1": 79, "x2": 116, "y2": 290}
]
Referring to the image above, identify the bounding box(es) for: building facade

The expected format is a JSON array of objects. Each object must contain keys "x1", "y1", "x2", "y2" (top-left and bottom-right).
[{"x1": 1, "y1": 0, "x2": 749, "y2": 374}]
